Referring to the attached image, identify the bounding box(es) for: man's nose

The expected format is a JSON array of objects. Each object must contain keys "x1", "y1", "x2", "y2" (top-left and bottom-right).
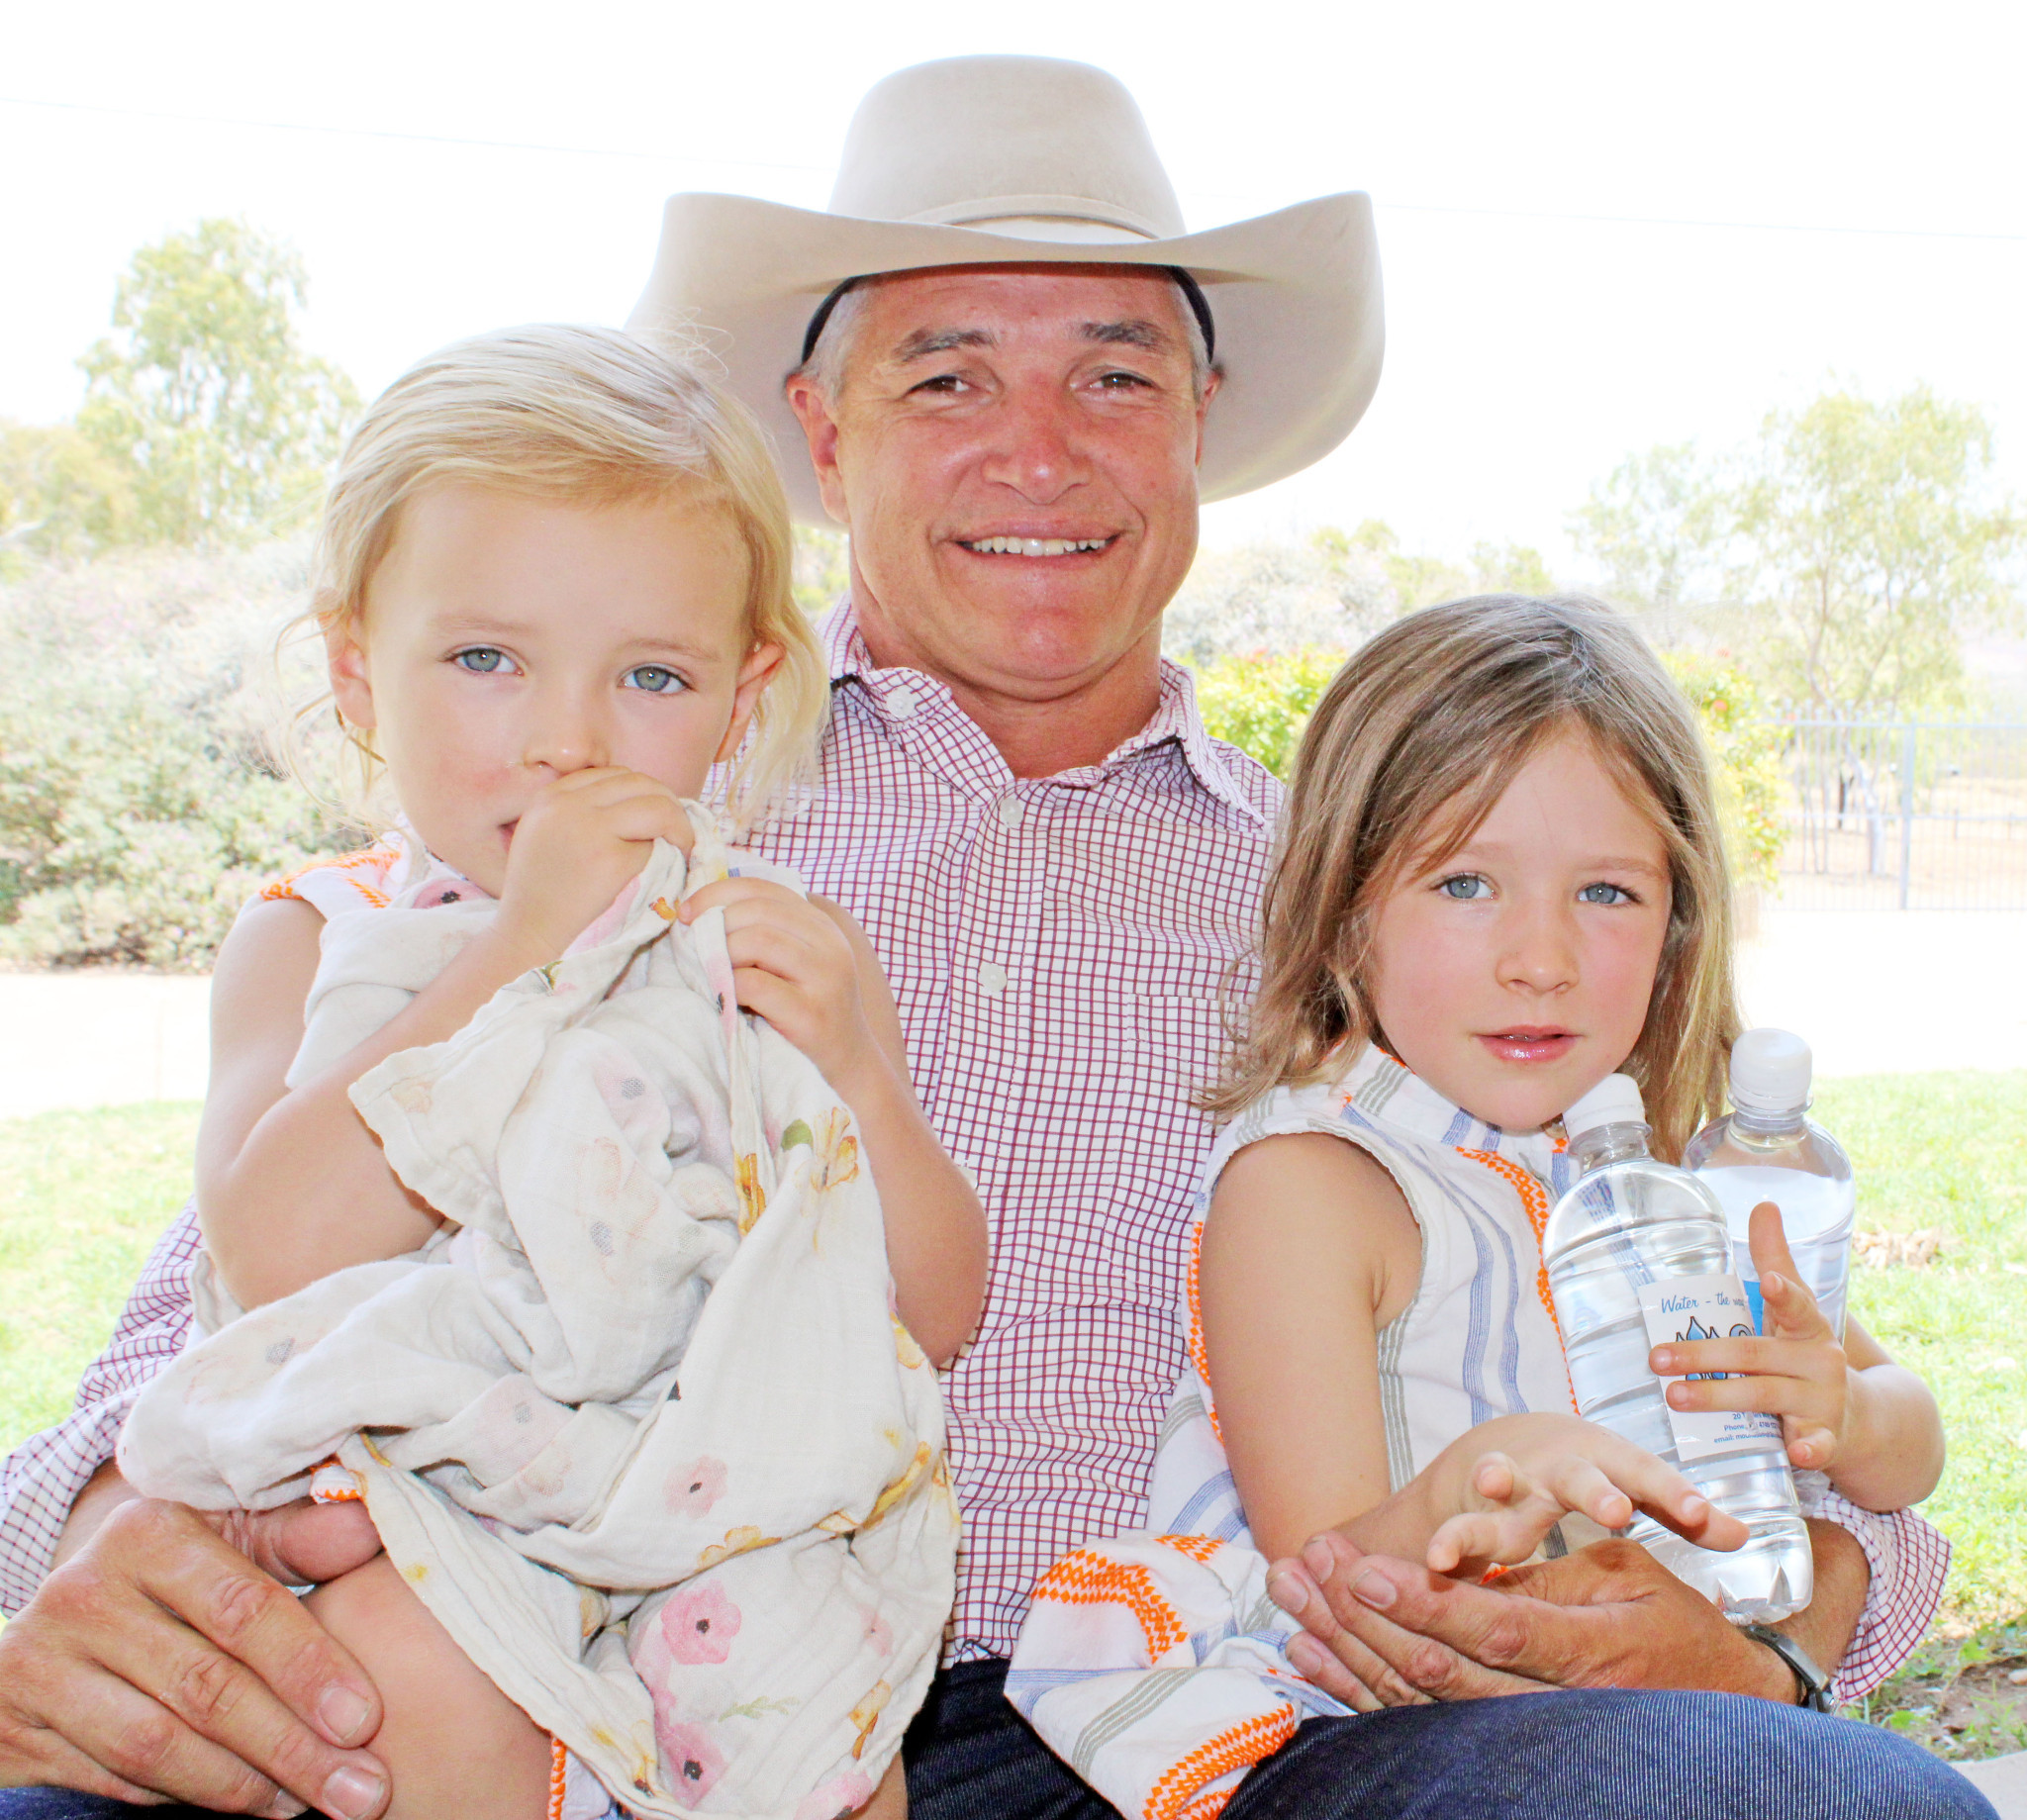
[
  {"x1": 978, "y1": 385, "x2": 1090, "y2": 504},
  {"x1": 521, "y1": 685, "x2": 610, "y2": 775},
  {"x1": 1496, "y1": 899, "x2": 1580, "y2": 995}
]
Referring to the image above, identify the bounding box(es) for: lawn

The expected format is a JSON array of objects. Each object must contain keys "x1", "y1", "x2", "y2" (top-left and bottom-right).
[{"x1": 0, "y1": 1078, "x2": 2021, "y2": 1759}]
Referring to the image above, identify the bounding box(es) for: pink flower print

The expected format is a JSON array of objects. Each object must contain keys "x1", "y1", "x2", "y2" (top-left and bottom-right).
[
  {"x1": 655, "y1": 1719, "x2": 725, "y2": 1802},
  {"x1": 666, "y1": 1455, "x2": 726, "y2": 1517},
  {"x1": 657, "y1": 1581, "x2": 742, "y2": 1665},
  {"x1": 795, "y1": 1771, "x2": 874, "y2": 1820}
]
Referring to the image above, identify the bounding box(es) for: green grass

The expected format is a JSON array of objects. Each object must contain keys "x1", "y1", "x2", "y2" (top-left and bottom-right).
[
  {"x1": 0, "y1": 1082, "x2": 2021, "y2": 1758},
  {"x1": 0, "y1": 1102, "x2": 202, "y2": 1444}
]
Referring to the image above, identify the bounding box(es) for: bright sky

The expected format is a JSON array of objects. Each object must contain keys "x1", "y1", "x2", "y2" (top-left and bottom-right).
[{"x1": 6, "y1": 0, "x2": 2024, "y2": 566}]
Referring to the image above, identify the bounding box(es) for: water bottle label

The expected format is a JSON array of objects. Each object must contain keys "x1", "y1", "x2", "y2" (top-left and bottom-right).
[{"x1": 1638, "y1": 1273, "x2": 1782, "y2": 1462}]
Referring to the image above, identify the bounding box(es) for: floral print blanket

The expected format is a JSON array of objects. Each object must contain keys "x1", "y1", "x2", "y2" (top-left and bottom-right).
[{"x1": 119, "y1": 816, "x2": 958, "y2": 1819}]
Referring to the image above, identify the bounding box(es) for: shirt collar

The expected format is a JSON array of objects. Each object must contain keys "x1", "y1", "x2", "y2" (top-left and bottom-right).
[
  {"x1": 1336, "y1": 1041, "x2": 1566, "y2": 1178},
  {"x1": 819, "y1": 598, "x2": 1269, "y2": 826}
]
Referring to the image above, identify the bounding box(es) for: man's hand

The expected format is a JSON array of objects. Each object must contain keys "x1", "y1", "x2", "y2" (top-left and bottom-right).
[
  {"x1": 0, "y1": 1495, "x2": 390, "y2": 1817},
  {"x1": 1265, "y1": 1534, "x2": 1807, "y2": 1713}
]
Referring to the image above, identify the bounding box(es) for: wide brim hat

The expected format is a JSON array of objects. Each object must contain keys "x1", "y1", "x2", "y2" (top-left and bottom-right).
[{"x1": 627, "y1": 54, "x2": 1384, "y2": 522}]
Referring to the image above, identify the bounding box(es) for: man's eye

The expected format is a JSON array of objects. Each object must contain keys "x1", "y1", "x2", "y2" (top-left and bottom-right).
[
  {"x1": 913, "y1": 373, "x2": 970, "y2": 395},
  {"x1": 1437, "y1": 874, "x2": 1493, "y2": 901},
  {"x1": 1579, "y1": 882, "x2": 1635, "y2": 906},
  {"x1": 625, "y1": 665, "x2": 688, "y2": 695},
  {"x1": 452, "y1": 647, "x2": 516, "y2": 675},
  {"x1": 1096, "y1": 370, "x2": 1151, "y2": 390}
]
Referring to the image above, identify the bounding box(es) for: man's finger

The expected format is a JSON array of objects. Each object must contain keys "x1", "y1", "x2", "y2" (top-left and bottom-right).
[
  {"x1": 136, "y1": 1505, "x2": 381, "y2": 1752},
  {"x1": 1267, "y1": 1564, "x2": 1429, "y2": 1709},
  {"x1": 222, "y1": 1499, "x2": 381, "y2": 1591}
]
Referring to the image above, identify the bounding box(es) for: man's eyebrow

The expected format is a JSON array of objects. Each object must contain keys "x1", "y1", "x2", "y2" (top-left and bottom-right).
[
  {"x1": 892, "y1": 327, "x2": 996, "y2": 362},
  {"x1": 1081, "y1": 319, "x2": 1174, "y2": 351}
]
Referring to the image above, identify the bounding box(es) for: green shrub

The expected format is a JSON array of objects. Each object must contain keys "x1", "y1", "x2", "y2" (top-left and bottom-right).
[
  {"x1": 1193, "y1": 647, "x2": 1347, "y2": 781},
  {"x1": 0, "y1": 541, "x2": 352, "y2": 969}
]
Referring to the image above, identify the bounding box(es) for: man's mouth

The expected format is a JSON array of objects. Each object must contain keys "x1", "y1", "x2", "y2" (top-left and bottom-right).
[
  {"x1": 958, "y1": 535, "x2": 1115, "y2": 557},
  {"x1": 1477, "y1": 1027, "x2": 1578, "y2": 1065}
]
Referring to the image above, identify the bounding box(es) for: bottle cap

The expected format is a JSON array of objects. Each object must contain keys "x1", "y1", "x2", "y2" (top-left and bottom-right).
[
  {"x1": 1729, "y1": 1027, "x2": 1812, "y2": 1115},
  {"x1": 1562, "y1": 1073, "x2": 1647, "y2": 1141}
]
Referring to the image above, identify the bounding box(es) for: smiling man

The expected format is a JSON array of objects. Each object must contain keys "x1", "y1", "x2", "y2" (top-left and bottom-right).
[{"x1": 0, "y1": 53, "x2": 1987, "y2": 1820}]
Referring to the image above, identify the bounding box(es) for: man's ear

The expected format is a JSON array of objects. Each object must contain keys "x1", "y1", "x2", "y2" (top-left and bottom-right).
[
  {"x1": 716, "y1": 639, "x2": 787, "y2": 762},
  {"x1": 326, "y1": 622, "x2": 377, "y2": 731},
  {"x1": 1193, "y1": 367, "x2": 1223, "y2": 465},
  {"x1": 783, "y1": 376, "x2": 853, "y2": 527}
]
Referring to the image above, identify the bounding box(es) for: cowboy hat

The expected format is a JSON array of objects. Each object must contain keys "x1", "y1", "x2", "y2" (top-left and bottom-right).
[{"x1": 627, "y1": 54, "x2": 1383, "y2": 521}]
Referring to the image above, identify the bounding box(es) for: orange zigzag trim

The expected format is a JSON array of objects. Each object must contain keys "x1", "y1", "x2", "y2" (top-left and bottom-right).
[
  {"x1": 1029, "y1": 1551, "x2": 1187, "y2": 1662},
  {"x1": 1457, "y1": 1148, "x2": 1577, "y2": 1414},
  {"x1": 1185, "y1": 1222, "x2": 1223, "y2": 1442},
  {"x1": 260, "y1": 845, "x2": 395, "y2": 909},
  {"x1": 1144, "y1": 1706, "x2": 1299, "y2": 1820},
  {"x1": 546, "y1": 1736, "x2": 568, "y2": 1820},
  {"x1": 1156, "y1": 1533, "x2": 1224, "y2": 1566}
]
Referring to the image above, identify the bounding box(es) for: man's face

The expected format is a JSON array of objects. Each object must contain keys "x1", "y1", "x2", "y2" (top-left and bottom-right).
[{"x1": 786, "y1": 264, "x2": 1216, "y2": 701}]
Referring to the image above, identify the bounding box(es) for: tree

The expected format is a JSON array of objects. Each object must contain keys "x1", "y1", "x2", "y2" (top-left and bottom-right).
[
  {"x1": 1571, "y1": 387, "x2": 2021, "y2": 719},
  {"x1": 0, "y1": 421, "x2": 136, "y2": 569},
  {"x1": 1734, "y1": 387, "x2": 2019, "y2": 718},
  {"x1": 74, "y1": 219, "x2": 359, "y2": 547}
]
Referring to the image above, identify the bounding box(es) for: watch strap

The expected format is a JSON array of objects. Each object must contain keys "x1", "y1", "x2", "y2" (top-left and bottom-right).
[{"x1": 1742, "y1": 1621, "x2": 1835, "y2": 1711}]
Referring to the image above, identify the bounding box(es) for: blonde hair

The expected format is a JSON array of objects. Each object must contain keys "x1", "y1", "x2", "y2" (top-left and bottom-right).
[
  {"x1": 1211, "y1": 594, "x2": 1740, "y2": 1160},
  {"x1": 286, "y1": 323, "x2": 825, "y2": 832}
]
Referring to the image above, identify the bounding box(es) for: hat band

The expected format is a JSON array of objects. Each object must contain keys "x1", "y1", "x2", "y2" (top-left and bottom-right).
[{"x1": 798, "y1": 265, "x2": 1215, "y2": 370}]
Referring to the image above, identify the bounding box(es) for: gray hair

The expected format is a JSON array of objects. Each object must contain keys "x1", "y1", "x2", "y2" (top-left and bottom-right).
[{"x1": 795, "y1": 271, "x2": 1214, "y2": 402}]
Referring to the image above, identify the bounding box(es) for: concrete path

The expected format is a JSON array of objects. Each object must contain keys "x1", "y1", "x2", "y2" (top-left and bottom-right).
[
  {"x1": 1959, "y1": 1750, "x2": 2027, "y2": 1819},
  {"x1": 0, "y1": 908, "x2": 2021, "y2": 1119}
]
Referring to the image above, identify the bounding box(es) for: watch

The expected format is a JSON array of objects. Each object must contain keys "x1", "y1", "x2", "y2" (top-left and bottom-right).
[{"x1": 1742, "y1": 1622, "x2": 1835, "y2": 1711}]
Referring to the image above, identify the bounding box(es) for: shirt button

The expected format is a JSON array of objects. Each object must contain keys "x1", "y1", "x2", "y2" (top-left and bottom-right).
[
  {"x1": 887, "y1": 686, "x2": 917, "y2": 719},
  {"x1": 996, "y1": 795, "x2": 1024, "y2": 828},
  {"x1": 977, "y1": 962, "x2": 1008, "y2": 997}
]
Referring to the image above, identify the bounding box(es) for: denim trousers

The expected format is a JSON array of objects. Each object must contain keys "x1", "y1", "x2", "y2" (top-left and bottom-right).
[{"x1": 0, "y1": 1658, "x2": 1996, "y2": 1820}]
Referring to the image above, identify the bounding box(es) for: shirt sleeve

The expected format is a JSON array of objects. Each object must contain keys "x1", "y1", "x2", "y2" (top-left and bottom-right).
[
  {"x1": 1800, "y1": 1483, "x2": 1951, "y2": 1702},
  {"x1": 0, "y1": 1202, "x2": 201, "y2": 1613}
]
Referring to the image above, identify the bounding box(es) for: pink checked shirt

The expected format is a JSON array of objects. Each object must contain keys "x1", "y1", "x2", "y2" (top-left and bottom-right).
[{"x1": 0, "y1": 604, "x2": 1946, "y2": 1695}]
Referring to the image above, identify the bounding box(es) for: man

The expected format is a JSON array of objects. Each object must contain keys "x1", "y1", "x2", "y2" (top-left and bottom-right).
[{"x1": 0, "y1": 54, "x2": 1983, "y2": 1820}]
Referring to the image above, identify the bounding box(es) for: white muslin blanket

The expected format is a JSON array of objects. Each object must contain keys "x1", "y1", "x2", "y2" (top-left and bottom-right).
[{"x1": 119, "y1": 819, "x2": 959, "y2": 1820}]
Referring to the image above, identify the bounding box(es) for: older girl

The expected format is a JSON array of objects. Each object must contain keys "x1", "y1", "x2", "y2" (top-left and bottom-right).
[{"x1": 1009, "y1": 595, "x2": 1941, "y2": 1820}]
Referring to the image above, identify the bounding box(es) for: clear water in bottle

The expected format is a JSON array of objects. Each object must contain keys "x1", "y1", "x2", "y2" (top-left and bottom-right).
[
  {"x1": 1544, "y1": 1073, "x2": 1813, "y2": 1622},
  {"x1": 1684, "y1": 1028, "x2": 1855, "y2": 1343}
]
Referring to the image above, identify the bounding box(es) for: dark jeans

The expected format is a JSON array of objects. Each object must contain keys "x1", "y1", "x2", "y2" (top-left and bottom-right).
[{"x1": 1, "y1": 1659, "x2": 1996, "y2": 1820}]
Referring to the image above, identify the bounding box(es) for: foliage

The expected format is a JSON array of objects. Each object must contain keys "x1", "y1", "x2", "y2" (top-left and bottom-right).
[
  {"x1": 0, "y1": 542, "x2": 352, "y2": 969},
  {"x1": 66, "y1": 219, "x2": 359, "y2": 550},
  {"x1": 1193, "y1": 648, "x2": 1347, "y2": 780},
  {"x1": 1569, "y1": 387, "x2": 2023, "y2": 718},
  {"x1": 0, "y1": 422, "x2": 137, "y2": 571},
  {"x1": 793, "y1": 524, "x2": 850, "y2": 617},
  {"x1": 1660, "y1": 651, "x2": 1786, "y2": 889}
]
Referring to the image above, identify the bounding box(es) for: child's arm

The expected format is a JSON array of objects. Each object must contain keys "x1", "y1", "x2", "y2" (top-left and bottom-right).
[
  {"x1": 1203, "y1": 1134, "x2": 1741, "y2": 1572},
  {"x1": 1654, "y1": 1201, "x2": 1945, "y2": 1513},
  {"x1": 681, "y1": 879, "x2": 989, "y2": 1367},
  {"x1": 200, "y1": 770, "x2": 698, "y2": 1310}
]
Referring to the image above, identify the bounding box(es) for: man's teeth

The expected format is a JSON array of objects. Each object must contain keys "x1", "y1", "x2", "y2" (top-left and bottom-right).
[{"x1": 964, "y1": 536, "x2": 1109, "y2": 556}]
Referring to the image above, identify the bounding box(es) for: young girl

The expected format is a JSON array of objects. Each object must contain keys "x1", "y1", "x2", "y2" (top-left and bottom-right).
[
  {"x1": 1008, "y1": 595, "x2": 1943, "y2": 1820},
  {"x1": 117, "y1": 326, "x2": 987, "y2": 1820}
]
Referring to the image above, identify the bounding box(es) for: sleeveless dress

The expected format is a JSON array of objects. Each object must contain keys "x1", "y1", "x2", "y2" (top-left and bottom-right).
[{"x1": 1007, "y1": 1042, "x2": 1582, "y2": 1820}]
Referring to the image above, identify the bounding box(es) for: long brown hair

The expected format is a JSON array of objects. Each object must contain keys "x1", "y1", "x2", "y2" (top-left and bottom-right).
[{"x1": 1208, "y1": 594, "x2": 1740, "y2": 1159}]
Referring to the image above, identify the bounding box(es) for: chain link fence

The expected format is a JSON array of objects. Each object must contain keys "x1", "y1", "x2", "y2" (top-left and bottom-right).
[{"x1": 1772, "y1": 722, "x2": 2027, "y2": 910}]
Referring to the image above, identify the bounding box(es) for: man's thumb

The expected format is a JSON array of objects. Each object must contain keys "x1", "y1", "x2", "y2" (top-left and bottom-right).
[{"x1": 218, "y1": 1497, "x2": 384, "y2": 1585}]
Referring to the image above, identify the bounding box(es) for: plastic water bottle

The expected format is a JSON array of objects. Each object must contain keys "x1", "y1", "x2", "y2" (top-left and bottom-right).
[
  {"x1": 1544, "y1": 1073, "x2": 1813, "y2": 1622},
  {"x1": 1684, "y1": 1028, "x2": 1855, "y2": 1343}
]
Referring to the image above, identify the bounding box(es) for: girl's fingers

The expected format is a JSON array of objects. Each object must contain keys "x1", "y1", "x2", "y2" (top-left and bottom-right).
[
  {"x1": 1757, "y1": 1268, "x2": 1834, "y2": 1344},
  {"x1": 1426, "y1": 1512, "x2": 1539, "y2": 1575},
  {"x1": 1539, "y1": 1456, "x2": 1633, "y2": 1533},
  {"x1": 1666, "y1": 1371, "x2": 1836, "y2": 1426},
  {"x1": 1653, "y1": 1336, "x2": 1837, "y2": 1386},
  {"x1": 1469, "y1": 1453, "x2": 1519, "y2": 1504},
  {"x1": 1786, "y1": 1422, "x2": 1839, "y2": 1470}
]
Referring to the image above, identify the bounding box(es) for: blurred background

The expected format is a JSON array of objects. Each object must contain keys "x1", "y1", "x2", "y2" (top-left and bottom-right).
[{"x1": 0, "y1": 0, "x2": 2023, "y2": 1770}]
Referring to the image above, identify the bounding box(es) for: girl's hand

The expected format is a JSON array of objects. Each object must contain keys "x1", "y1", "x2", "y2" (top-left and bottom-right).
[
  {"x1": 1423, "y1": 1412, "x2": 1748, "y2": 1578},
  {"x1": 494, "y1": 768, "x2": 695, "y2": 966},
  {"x1": 678, "y1": 881, "x2": 881, "y2": 1096},
  {"x1": 1651, "y1": 1201, "x2": 1847, "y2": 1474}
]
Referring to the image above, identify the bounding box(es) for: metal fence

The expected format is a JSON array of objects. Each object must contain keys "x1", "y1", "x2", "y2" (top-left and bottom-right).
[{"x1": 1771, "y1": 721, "x2": 2027, "y2": 910}]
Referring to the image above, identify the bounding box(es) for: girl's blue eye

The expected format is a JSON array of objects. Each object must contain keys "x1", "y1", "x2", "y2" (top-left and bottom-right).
[
  {"x1": 625, "y1": 665, "x2": 688, "y2": 695},
  {"x1": 1579, "y1": 882, "x2": 1634, "y2": 906},
  {"x1": 1438, "y1": 874, "x2": 1493, "y2": 901},
  {"x1": 453, "y1": 647, "x2": 514, "y2": 675}
]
